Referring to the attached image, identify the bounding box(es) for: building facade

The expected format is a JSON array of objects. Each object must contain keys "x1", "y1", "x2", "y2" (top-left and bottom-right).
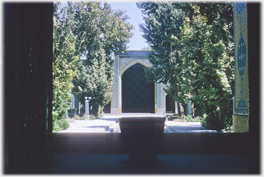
[{"x1": 111, "y1": 50, "x2": 176, "y2": 115}]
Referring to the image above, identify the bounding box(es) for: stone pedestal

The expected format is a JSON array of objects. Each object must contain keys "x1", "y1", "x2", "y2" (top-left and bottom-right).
[
  {"x1": 188, "y1": 100, "x2": 192, "y2": 116},
  {"x1": 233, "y1": 115, "x2": 249, "y2": 133},
  {"x1": 119, "y1": 116, "x2": 165, "y2": 164}
]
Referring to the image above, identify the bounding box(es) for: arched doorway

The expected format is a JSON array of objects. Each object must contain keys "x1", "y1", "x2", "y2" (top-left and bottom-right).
[{"x1": 122, "y1": 63, "x2": 154, "y2": 113}]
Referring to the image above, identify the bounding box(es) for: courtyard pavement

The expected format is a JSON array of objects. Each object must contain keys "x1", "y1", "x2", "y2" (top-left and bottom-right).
[
  {"x1": 165, "y1": 121, "x2": 218, "y2": 133},
  {"x1": 56, "y1": 113, "x2": 218, "y2": 133},
  {"x1": 56, "y1": 114, "x2": 120, "y2": 133}
]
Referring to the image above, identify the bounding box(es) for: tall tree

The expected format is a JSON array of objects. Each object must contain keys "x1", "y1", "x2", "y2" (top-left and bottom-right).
[
  {"x1": 179, "y1": 3, "x2": 234, "y2": 130},
  {"x1": 69, "y1": 2, "x2": 134, "y2": 116},
  {"x1": 138, "y1": 2, "x2": 234, "y2": 130},
  {"x1": 137, "y1": 2, "x2": 189, "y2": 114},
  {"x1": 53, "y1": 2, "x2": 78, "y2": 131}
]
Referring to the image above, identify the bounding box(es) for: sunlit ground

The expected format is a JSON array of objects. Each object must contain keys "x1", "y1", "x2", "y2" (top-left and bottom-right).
[{"x1": 56, "y1": 113, "x2": 219, "y2": 133}]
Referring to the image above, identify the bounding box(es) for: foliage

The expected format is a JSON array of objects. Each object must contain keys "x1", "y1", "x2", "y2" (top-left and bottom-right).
[
  {"x1": 53, "y1": 117, "x2": 70, "y2": 132},
  {"x1": 72, "y1": 114, "x2": 85, "y2": 120},
  {"x1": 138, "y1": 2, "x2": 234, "y2": 130},
  {"x1": 137, "y1": 2, "x2": 189, "y2": 114},
  {"x1": 72, "y1": 114, "x2": 96, "y2": 120},
  {"x1": 184, "y1": 115, "x2": 201, "y2": 122},
  {"x1": 89, "y1": 114, "x2": 96, "y2": 120},
  {"x1": 141, "y1": 45, "x2": 152, "y2": 51},
  {"x1": 67, "y1": 2, "x2": 134, "y2": 117},
  {"x1": 172, "y1": 113, "x2": 179, "y2": 117},
  {"x1": 179, "y1": 3, "x2": 234, "y2": 131},
  {"x1": 53, "y1": 2, "x2": 78, "y2": 131}
]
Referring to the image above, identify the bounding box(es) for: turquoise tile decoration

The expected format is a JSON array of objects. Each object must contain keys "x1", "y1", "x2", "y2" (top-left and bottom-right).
[
  {"x1": 114, "y1": 55, "x2": 119, "y2": 108},
  {"x1": 157, "y1": 83, "x2": 161, "y2": 108},
  {"x1": 233, "y1": 2, "x2": 249, "y2": 115}
]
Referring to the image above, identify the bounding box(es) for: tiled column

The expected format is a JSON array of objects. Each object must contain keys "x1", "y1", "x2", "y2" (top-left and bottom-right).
[
  {"x1": 111, "y1": 55, "x2": 121, "y2": 114},
  {"x1": 232, "y1": 2, "x2": 249, "y2": 132},
  {"x1": 156, "y1": 83, "x2": 165, "y2": 115}
]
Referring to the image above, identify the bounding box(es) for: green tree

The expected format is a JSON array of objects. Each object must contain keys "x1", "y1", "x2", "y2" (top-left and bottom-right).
[
  {"x1": 53, "y1": 2, "x2": 79, "y2": 131},
  {"x1": 179, "y1": 3, "x2": 234, "y2": 131},
  {"x1": 138, "y1": 2, "x2": 234, "y2": 130},
  {"x1": 69, "y1": 2, "x2": 134, "y2": 117},
  {"x1": 141, "y1": 45, "x2": 152, "y2": 50},
  {"x1": 137, "y1": 2, "x2": 189, "y2": 114}
]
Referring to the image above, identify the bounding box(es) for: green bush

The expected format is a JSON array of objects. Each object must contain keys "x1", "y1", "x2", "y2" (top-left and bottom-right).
[
  {"x1": 185, "y1": 115, "x2": 192, "y2": 122},
  {"x1": 73, "y1": 114, "x2": 85, "y2": 120},
  {"x1": 53, "y1": 118, "x2": 69, "y2": 132},
  {"x1": 89, "y1": 114, "x2": 96, "y2": 120},
  {"x1": 59, "y1": 118, "x2": 70, "y2": 129},
  {"x1": 178, "y1": 116, "x2": 184, "y2": 119},
  {"x1": 172, "y1": 113, "x2": 179, "y2": 117},
  {"x1": 203, "y1": 110, "x2": 224, "y2": 131},
  {"x1": 72, "y1": 114, "x2": 96, "y2": 120},
  {"x1": 184, "y1": 115, "x2": 202, "y2": 122}
]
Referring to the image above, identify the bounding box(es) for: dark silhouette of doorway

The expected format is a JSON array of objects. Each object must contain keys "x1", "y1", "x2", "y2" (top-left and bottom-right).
[{"x1": 122, "y1": 63, "x2": 154, "y2": 113}]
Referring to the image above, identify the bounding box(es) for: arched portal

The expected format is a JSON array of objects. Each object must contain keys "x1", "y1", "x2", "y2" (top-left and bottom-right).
[{"x1": 122, "y1": 63, "x2": 154, "y2": 113}]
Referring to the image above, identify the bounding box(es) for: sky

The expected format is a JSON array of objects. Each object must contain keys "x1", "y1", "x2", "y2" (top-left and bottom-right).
[{"x1": 108, "y1": 2, "x2": 149, "y2": 50}]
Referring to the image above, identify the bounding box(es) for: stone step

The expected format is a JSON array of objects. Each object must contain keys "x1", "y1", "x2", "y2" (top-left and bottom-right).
[
  {"x1": 105, "y1": 120, "x2": 120, "y2": 133},
  {"x1": 164, "y1": 125, "x2": 177, "y2": 133}
]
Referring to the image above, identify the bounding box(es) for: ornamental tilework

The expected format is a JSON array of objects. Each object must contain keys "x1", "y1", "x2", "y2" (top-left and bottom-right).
[
  {"x1": 120, "y1": 58, "x2": 151, "y2": 73},
  {"x1": 111, "y1": 51, "x2": 165, "y2": 114},
  {"x1": 122, "y1": 63, "x2": 154, "y2": 113},
  {"x1": 157, "y1": 83, "x2": 166, "y2": 109},
  {"x1": 116, "y1": 51, "x2": 151, "y2": 56},
  {"x1": 111, "y1": 83, "x2": 115, "y2": 108},
  {"x1": 157, "y1": 83, "x2": 161, "y2": 108},
  {"x1": 233, "y1": 2, "x2": 249, "y2": 115},
  {"x1": 114, "y1": 55, "x2": 119, "y2": 108},
  {"x1": 161, "y1": 84, "x2": 165, "y2": 108},
  {"x1": 236, "y1": 2, "x2": 245, "y2": 15}
]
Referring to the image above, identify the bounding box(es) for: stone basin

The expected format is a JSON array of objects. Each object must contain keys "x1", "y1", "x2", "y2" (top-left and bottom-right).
[
  {"x1": 119, "y1": 116, "x2": 165, "y2": 136},
  {"x1": 119, "y1": 116, "x2": 166, "y2": 164}
]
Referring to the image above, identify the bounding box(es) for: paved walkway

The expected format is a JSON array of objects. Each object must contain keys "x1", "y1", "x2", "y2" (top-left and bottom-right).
[
  {"x1": 56, "y1": 113, "x2": 218, "y2": 133},
  {"x1": 165, "y1": 121, "x2": 218, "y2": 133},
  {"x1": 56, "y1": 114, "x2": 120, "y2": 133}
]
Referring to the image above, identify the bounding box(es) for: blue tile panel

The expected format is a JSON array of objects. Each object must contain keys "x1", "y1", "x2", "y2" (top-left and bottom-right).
[
  {"x1": 236, "y1": 2, "x2": 245, "y2": 15},
  {"x1": 114, "y1": 56, "x2": 119, "y2": 108},
  {"x1": 115, "y1": 50, "x2": 151, "y2": 56},
  {"x1": 233, "y1": 2, "x2": 237, "y2": 115},
  {"x1": 233, "y1": 2, "x2": 249, "y2": 115},
  {"x1": 157, "y1": 83, "x2": 161, "y2": 108}
]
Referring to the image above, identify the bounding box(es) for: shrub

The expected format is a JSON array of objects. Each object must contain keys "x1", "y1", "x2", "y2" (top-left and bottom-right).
[
  {"x1": 73, "y1": 114, "x2": 85, "y2": 120},
  {"x1": 53, "y1": 118, "x2": 69, "y2": 132},
  {"x1": 184, "y1": 115, "x2": 202, "y2": 122},
  {"x1": 59, "y1": 118, "x2": 70, "y2": 130},
  {"x1": 89, "y1": 114, "x2": 96, "y2": 120},
  {"x1": 73, "y1": 114, "x2": 96, "y2": 120}
]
